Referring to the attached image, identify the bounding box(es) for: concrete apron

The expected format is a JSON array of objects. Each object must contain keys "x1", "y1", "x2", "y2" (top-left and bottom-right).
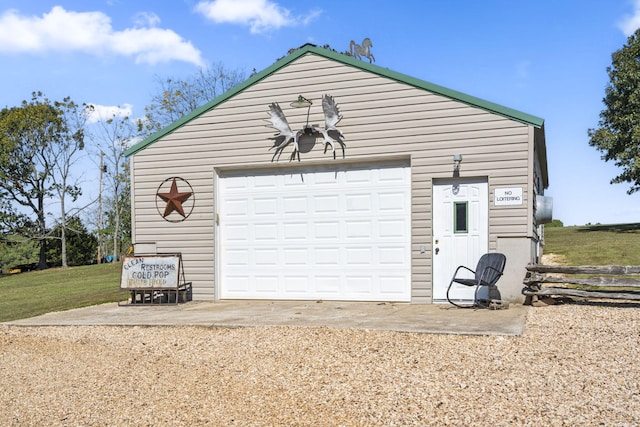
[{"x1": 4, "y1": 300, "x2": 529, "y2": 336}]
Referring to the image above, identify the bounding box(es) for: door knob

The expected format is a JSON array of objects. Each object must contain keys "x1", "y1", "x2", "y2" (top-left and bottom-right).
[{"x1": 435, "y1": 247, "x2": 440, "y2": 255}]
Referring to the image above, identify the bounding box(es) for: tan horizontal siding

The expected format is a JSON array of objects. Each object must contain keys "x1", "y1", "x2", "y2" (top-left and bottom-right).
[
  {"x1": 132, "y1": 138, "x2": 527, "y2": 167},
  {"x1": 134, "y1": 225, "x2": 214, "y2": 237},
  {"x1": 141, "y1": 119, "x2": 524, "y2": 159}
]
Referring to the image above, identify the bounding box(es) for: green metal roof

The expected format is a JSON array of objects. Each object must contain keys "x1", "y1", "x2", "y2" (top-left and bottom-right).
[{"x1": 125, "y1": 44, "x2": 544, "y2": 157}]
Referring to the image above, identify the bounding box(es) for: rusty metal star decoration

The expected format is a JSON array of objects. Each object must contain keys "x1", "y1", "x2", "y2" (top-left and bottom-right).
[{"x1": 157, "y1": 177, "x2": 193, "y2": 218}]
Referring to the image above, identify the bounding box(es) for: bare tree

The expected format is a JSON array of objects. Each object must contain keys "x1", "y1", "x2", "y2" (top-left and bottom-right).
[
  {"x1": 143, "y1": 63, "x2": 245, "y2": 136},
  {"x1": 92, "y1": 111, "x2": 138, "y2": 262},
  {"x1": 49, "y1": 99, "x2": 91, "y2": 268}
]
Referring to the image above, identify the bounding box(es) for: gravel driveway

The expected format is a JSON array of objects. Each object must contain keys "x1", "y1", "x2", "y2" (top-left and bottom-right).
[{"x1": 1, "y1": 301, "x2": 638, "y2": 426}]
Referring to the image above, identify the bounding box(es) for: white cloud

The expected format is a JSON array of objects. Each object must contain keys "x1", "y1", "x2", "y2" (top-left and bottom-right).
[
  {"x1": 133, "y1": 11, "x2": 160, "y2": 28},
  {"x1": 0, "y1": 6, "x2": 204, "y2": 66},
  {"x1": 195, "y1": 0, "x2": 321, "y2": 34},
  {"x1": 619, "y1": 0, "x2": 640, "y2": 36},
  {"x1": 87, "y1": 103, "x2": 133, "y2": 124}
]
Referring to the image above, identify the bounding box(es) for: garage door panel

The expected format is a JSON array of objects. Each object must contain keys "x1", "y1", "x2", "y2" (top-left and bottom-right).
[
  {"x1": 224, "y1": 224, "x2": 248, "y2": 242},
  {"x1": 379, "y1": 246, "x2": 408, "y2": 265},
  {"x1": 283, "y1": 174, "x2": 306, "y2": 187},
  {"x1": 316, "y1": 247, "x2": 340, "y2": 265},
  {"x1": 284, "y1": 248, "x2": 308, "y2": 265},
  {"x1": 225, "y1": 199, "x2": 249, "y2": 216},
  {"x1": 379, "y1": 192, "x2": 408, "y2": 212},
  {"x1": 255, "y1": 175, "x2": 278, "y2": 188},
  {"x1": 346, "y1": 169, "x2": 372, "y2": 183},
  {"x1": 346, "y1": 193, "x2": 372, "y2": 212},
  {"x1": 225, "y1": 248, "x2": 249, "y2": 266},
  {"x1": 224, "y1": 175, "x2": 249, "y2": 189},
  {"x1": 254, "y1": 198, "x2": 277, "y2": 215},
  {"x1": 315, "y1": 222, "x2": 339, "y2": 239},
  {"x1": 379, "y1": 219, "x2": 406, "y2": 238},
  {"x1": 225, "y1": 276, "x2": 250, "y2": 293},
  {"x1": 284, "y1": 276, "x2": 307, "y2": 293},
  {"x1": 255, "y1": 277, "x2": 278, "y2": 294},
  {"x1": 379, "y1": 166, "x2": 407, "y2": 182},
  {"x1": 254, "y1": 223, "x2": 277, "y2": 240},
  {"x1": 346, "y1": 247, "x2": 373, "y2": 265},
  {"x1": 346, "y1": 276, "x2": 374, "y2": 295},
  {"x1": 314, "y1": 195, "x2": 339, "y2": 211},
  {"x1": 283, "y1": 196, "x2": 307, "y2": 215},
  {"x1": 345, "y1": 220, "x2": 373, "y2": 239},
  {"x1": 315, "y1": 171, "x2": 338, "y2": 185},
  {"x1": 219, "y1": 161, "x2": 411, "y2": 301},
  {"x1": 316, "y1": 276, "x2": 340, "y2": 293},
  {"x1": 282, "y1": 222, "x2": 306, "y2": 240},
  {"x1": 255, "y1": 249, "x2": 278, "y2": 265}
]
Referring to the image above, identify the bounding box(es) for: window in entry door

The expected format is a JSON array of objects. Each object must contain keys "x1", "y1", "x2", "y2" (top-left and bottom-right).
[{"x1": 454, "y1": 201, "x2": 468, "y2": 233}]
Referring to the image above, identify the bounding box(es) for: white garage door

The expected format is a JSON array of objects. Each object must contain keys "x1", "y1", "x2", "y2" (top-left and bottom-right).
[{"x1": 218, "y1": 161, "x2": 411, "y2": 301}]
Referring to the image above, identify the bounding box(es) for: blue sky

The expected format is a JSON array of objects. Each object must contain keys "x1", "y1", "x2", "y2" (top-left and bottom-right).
[{"x1": 0, "y1": 0, "x2": 639, "y2": 226}]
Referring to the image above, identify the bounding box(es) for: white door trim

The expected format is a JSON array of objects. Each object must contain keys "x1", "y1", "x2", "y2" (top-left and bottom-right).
[
  {"x1": 213, "y1": 167, "x2": 221, "y2": 301},
  {"x1": 432, "y1": 178, "x2": 489, "y2": 303}
]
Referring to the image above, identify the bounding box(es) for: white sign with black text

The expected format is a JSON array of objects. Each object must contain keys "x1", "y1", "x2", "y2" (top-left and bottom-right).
[
  {"x1": 120, "y1": 255, "x2": 181, "y2": 289},
  {"x1": 494, "y1": 187, "x2": 523, "y2": 206}
]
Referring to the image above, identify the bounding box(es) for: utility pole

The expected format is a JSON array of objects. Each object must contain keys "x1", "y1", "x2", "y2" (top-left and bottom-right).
[{"x1": 97, "y1": 151, "x2": 104, "y2": 264}]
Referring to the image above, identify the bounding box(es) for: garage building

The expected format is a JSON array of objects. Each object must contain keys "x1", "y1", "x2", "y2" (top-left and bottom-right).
[{"x1": 125, "y1": 44, "x2": 550, "y2": 304}]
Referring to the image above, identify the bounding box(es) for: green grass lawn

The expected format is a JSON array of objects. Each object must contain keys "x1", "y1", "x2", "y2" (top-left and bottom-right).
[
  {"x1": 1, "y1": 223, "x2": 639, "y2": 322},
  {"x1": 542, "y1": 223, "x2": 640, "y2": 293},
  {"x1": 544, "y1": 223, "x2": 640, "y2": 265},
  {"x1": 0, "y1": 263, "x2": 125, "y2": 322}
]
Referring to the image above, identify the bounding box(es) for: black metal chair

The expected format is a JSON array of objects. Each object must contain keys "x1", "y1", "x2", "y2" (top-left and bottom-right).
[{"x1": 446, "y1": 252, "x2": 507, "y2": 308}]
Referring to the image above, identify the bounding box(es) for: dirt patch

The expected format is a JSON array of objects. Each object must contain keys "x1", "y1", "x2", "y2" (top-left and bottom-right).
[{"x1": 541, "y1": 252, "x2": 569, "y2": 266}]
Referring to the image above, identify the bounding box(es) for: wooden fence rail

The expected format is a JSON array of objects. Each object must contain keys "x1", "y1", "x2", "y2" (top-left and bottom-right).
[{"x1": 523, "y1": 264, "x2": 640, "y2": 302}]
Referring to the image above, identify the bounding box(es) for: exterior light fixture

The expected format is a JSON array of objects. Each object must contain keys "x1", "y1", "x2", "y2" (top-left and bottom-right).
[
  {"x1": 452, "y1": 154, "x2": 463, "y2": 195},
  {"x1": 453, "y1": 154, "x2": 463, "y2": 169},
  {"x1": 290, "y1": 95, "x2": 314, "y2": 133},
  {"x1": 290, "y1": 95, "x2": 312, "y2": 108},
  {"x1": 453, "y1": 154, "x2": 463, "y2": 176}
]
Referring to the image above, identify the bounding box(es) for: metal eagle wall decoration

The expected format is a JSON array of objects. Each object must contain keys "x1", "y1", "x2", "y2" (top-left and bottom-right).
[{"x1": 267, "y1": 94, "x2": 345, "y2": 162}]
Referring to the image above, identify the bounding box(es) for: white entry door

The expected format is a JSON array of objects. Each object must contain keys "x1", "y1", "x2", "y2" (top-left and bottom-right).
[
  {"x1": 218, "y1": 161, "x2": 411, "y2": 301},
  {"x1": 432, "y1": 179, "x2": 488, "y2": 303}
]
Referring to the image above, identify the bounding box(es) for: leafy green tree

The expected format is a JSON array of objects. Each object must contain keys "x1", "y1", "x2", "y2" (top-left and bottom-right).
[
  {"x1": 0, "y1": 236, "x2": 38, "y2": 273},
  {"x1": 546, "y1": 219, "x2": 564, "y2": 228},
  {"x1": 46, "y1": 216, "x2": 97, "y2": 266},
  {"x1": 0, "y1": 93, "x2": 61, "y2": 269},
  {"x1": 0, "y1": 92, "x2": 88, "y2": 269},
  {"x1": 142, "y1": 64, "x2": 245, "y2": 136},
  {"x1": 589, "y1": 28, "x2": 640, "y2": 194}
]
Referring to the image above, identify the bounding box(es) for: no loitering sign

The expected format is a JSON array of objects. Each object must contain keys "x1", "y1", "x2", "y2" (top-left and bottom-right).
[{"x1": 494, "y1": 187, "x2": 523, "y2": 206}]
